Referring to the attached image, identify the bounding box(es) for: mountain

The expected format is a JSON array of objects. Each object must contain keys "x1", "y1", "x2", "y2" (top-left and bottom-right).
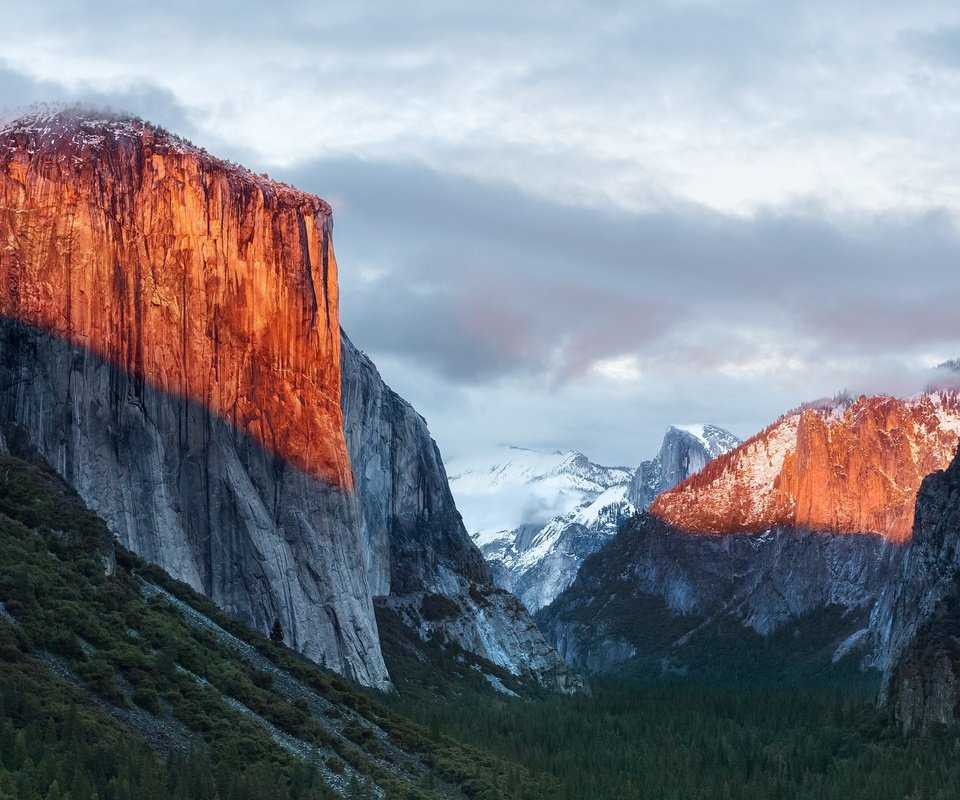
[
  {"x1": 540, "y1": 514, "x2": 899, "y2": 675},
  {"x1": 450, "y1": 447, "x2": 633, "y2": 612},
  {"x1": 628, "y1": 424, "x2": 742, "y2": 509},
  {"x1": 540, "y1": 391, "x2": 960, "y2": 675},
  {"x1": 450, "y1": 426, "x2": 740, "y2": 612},
  {"x1": 0, "y1": 107, "x2": 578, "y2": 694},
  {"x1": 878, "y1": 446, "x2": 960, "y2": 732},
  {"x1": 652, "y1": 392, "x2": 960, "y2": 542}
]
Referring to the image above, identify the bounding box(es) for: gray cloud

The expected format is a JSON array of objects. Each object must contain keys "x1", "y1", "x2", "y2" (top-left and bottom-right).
[
  {"x1": 277, "y1": 157, "x2": 960, "y2": 381},
  {"x1": 3, "y1": 1, "x2": 960, "y2": 463}
]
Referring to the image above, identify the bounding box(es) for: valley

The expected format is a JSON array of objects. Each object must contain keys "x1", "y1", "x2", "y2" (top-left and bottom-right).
[{"x1": 1, "y1": 106, "x2": 960, "y2": 799}]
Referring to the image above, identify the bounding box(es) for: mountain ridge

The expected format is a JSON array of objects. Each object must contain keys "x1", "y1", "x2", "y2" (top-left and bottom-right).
[
  {"x1": 451, "y1": 425, "x2": 741, "y2": 612},
  {"x1": 652, "y1": 391, "x2": 960, "y2": 541},
  {"x1": 541, "y1": 389, "x2": 960, "y2": 677}
]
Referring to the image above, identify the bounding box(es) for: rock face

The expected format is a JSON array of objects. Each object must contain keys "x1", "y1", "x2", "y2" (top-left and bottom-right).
[
  {"x1": 539, "y1": 513, "x2": 900, "y2": 675},
  {"x1": 0, "y1": 109, "x2": 350, "y2": 485},
  {"x1": 341, "y1": 336, "x2": 584, "y2": 693},
  {"x1": 542, "y1": 393, "x2": 960, "y2": 676},
  {"x1": 450, "y1": 427, "x2": 740, "y2": 613},
  {"x1": 880, "y1": 448, "x2": 960, "y2": 732},
  {"x1": 629, "y1": 424, "x2": 741, "y2": 510},
  {"x1": 0, "y1": 109, "x2": 389, "y2": 687},
  {"x1": 652, "y1": 393, "x2": 960, "y2": 543}
]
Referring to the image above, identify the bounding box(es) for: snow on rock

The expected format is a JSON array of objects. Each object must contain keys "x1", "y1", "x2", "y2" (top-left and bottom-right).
[
  {"x1": 451, "y1": 427, "x2": 740, "y2": 612},
  {"x1": 652, "y1": 391, "x2": 960, "y2": 542}
]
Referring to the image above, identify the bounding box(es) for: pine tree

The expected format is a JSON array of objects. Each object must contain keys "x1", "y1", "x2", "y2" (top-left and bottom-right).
[{"x1": 270, "y1": 618, "x2": 284, "y2": 644}]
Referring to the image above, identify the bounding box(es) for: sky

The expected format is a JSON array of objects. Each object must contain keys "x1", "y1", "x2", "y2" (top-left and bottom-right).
[{"x1": 2, "y1": 0, "x2": 960, "y2": 466}]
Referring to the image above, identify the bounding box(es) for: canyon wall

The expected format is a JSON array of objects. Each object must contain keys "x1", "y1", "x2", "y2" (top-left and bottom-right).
[
  {"x1": 342, "y1": 335, "x2": 585, "y2": 693},
  {"x1": 0, "y1": 109, "x2": 390, "y2": 688}
]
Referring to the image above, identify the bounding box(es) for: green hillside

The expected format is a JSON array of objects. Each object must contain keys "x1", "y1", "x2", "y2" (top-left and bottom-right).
[{"x1": 0, "y1": 452, "x2": 552, "y2": 800}]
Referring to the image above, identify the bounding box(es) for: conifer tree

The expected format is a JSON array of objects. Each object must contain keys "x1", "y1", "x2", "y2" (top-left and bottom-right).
[{"x1": 270, "y1": 618, "x2": 284, "y2": 644}]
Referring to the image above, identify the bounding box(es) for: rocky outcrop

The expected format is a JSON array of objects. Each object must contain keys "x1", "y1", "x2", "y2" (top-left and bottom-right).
[
  {"x1": 880, "y1": 448, "x2": 960, "y2": 733},
  {"x1": 0, "y1": 108, "x2": 350, "y2": 485},
  {"x1": 0, "y1": 109, "x2": 390, "y2": 689},
  {"x1": 539, "y1": 513, "x2": 900, "y2": 675},
  {"x1": 341, "y1": 335, "x2": 584, "y2": 693},
  {"x1": 651, "y1": 393, "x2": 960, "y2": 542},
  {"x1": 628, "y1": 424, "x2": 741, "y2": 510},
  {"x1": 0, "y1": 107, "x2": 581, "y2": 696}
]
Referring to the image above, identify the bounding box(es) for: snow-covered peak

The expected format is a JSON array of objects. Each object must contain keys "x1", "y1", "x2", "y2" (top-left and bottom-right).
[
  {"x1": 672, "y1": 423, "x2": 707, "y2": 440},
  {"x1": 448, "y1": 445, "x2": 633, "y2": 546},
  {"x1": 668, "y1": 424, "x2": 742, "y2": 459},
  {"x1": 455, "y1": 428, "x2": 738, "y2": 612}
]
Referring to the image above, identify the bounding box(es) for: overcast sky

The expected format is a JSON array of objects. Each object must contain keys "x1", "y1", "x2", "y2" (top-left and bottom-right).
[{"x1": 3, "y1": 0, "x2": 960, "y2": 466}]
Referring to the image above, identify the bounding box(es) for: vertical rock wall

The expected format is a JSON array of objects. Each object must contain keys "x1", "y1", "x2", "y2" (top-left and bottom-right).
[{"x1": 0, "y1": 109, "x2": 390, "y2": 689}]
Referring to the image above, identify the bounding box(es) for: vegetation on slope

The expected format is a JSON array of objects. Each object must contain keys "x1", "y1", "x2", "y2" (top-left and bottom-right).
[
  {"x1": 0, "y1": 451, "x2": 548, "y2": 799},
  {"x1": 6, "y1": 443, "x2": 960, "y2": 800}
]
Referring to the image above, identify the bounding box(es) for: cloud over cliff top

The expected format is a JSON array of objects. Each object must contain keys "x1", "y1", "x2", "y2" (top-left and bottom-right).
[{"x1": 3, "y1": 0, "x2": 960, "y2": 462}]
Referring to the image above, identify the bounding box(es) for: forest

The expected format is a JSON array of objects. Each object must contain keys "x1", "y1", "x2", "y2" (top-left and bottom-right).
[
  {"x1": 1, "y1": 449, "x2": 960, "y2": 800},
  {"x1": 385, "y1": 667, "x2": 960, "y2": 800}
]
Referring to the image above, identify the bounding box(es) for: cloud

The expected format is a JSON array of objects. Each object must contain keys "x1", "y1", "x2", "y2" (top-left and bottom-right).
[
  {"x1": 271, "y1": 153, "x2": 960, "y2": 461},
  {"x1": 279, "y1": 156, "x2": 960, "y2": 377},
  {"x1": 5, "y1": 0, "x2": 960, "y2": 215},
  {"x1": 3, "y1": 0, "x2": 960, "y2": 463}
]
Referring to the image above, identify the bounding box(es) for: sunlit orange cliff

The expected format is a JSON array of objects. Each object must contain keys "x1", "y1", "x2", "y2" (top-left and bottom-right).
[
  {"x1": 0, "y1": 109, "x2": 350, "y2": 487},
  {"x1": 650, "y1": 393, "x2": 960, "y2": 542}
]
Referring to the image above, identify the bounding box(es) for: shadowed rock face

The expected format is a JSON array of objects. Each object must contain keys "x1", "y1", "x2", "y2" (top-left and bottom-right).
[
  {"x1": 341, "y1": 335, "x2": 585, "y2": 693},
  {"x1": 651, "y1": 394, "x2": 960, "y2": 542},
  {"x1": 0, "y1": 319, "x2": 389, "y2": 688},
  {"x1": 880, "y1": 448, "x2": 960, "y2": 733},
  {"x1": 539, "y1": 513, "x2": 901, "y2": 675},
  {"x1": 341, "y1": 333, "x2": 489, "y2": 597}
]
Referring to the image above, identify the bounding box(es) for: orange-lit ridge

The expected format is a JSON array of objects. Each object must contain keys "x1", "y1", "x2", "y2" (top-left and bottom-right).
[
  {"x1": 651, "y1": 393, "x2": 960, "y2": 542},
  {"x1": 0, "y1": 109, "x2": 352, "y2": 488}
]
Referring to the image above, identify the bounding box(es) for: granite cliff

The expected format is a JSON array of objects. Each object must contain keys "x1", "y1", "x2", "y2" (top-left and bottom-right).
[
  {"x1": 0, "y1": 108, "x2": 387, "y2": 687},
  {"x1": 879, "y1": 447, "x2": 960, "y2": 732},
  {"x1": 652, "y1": 393, "x2": 960, "y2": 542},
  {"x1": 342, "y1": 336, "x2": 584, "y2": 693},
  {"x1": 0, "y1": 107, "x2": 579, "y2": 694}
]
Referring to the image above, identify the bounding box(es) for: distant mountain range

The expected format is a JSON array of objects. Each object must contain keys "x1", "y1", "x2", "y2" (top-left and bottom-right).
[
  {"x1": 538, "y1": 389, "x2": 960, "y2": 678},
  {"x1": 449, "y1": 424, "x2": 741, "y2": 612},
  {"x1": 652, "y1": 392, "x2": 960, "y2": 542}
]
